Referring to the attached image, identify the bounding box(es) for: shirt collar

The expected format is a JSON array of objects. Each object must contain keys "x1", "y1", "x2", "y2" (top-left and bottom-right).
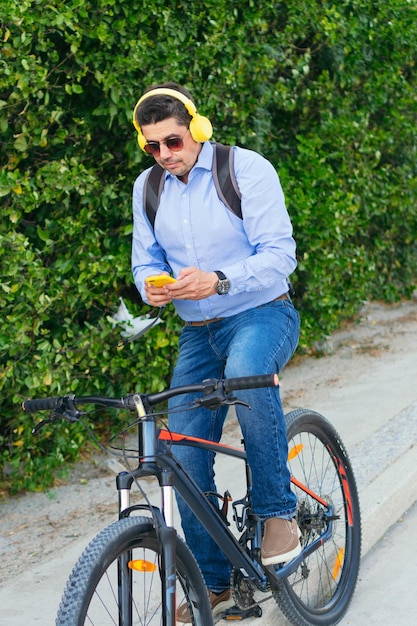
[{"x1": 194, "y1": 140, "x2": 214, "y2": 171}]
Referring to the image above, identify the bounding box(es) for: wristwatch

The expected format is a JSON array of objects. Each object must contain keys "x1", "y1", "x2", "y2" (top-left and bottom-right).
[{"x1": 214, "y1": 270, "x2": 230, "y2": 295}]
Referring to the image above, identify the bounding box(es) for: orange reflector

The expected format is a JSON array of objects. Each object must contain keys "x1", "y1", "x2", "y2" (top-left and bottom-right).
[
  {"x1": 128, "y1": 560, "x2": 157, "y2": 572},
  {"x1": 288, "y1": 443, "x2": 304, "y2": 460},
  {"x1": 332, "y1": 548, "x2": 344, "y2": 580}
]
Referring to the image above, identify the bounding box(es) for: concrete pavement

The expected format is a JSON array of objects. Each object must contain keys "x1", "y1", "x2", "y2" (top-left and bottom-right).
[{"x1": 341, "y1": 500, "x2": 417, "y2": 625}]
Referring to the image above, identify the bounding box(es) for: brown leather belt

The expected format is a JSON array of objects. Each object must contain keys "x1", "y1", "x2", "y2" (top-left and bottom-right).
[
  {"x1": 272, "y1": 292, "x2": 289, "y2": 302},
  {"x1": 188, "y1": 317, "x2": 224, "y2": 327},
  {"x1": 188, "y1": 292, "x2": 289, "y2": 326}
]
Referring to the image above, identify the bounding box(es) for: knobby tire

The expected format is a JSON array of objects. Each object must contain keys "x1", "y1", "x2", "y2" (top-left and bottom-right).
[{"x1": 55, "y1": 516, "x2": 213, "y2": 626}]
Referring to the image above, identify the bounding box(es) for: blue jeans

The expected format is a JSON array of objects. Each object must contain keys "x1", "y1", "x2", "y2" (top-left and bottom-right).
[{"x1": 168, "y1": 298, "x2": 300, "y2": 592}]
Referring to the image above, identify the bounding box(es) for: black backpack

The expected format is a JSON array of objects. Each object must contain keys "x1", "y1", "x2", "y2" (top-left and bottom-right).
[{"x1": 143, "y1": 143, "x2": 242, "y2": 229}]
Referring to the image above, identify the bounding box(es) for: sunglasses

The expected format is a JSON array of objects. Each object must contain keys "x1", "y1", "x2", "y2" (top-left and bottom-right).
[{"x1": 144, "y1": 128, "x2": 189, "y2": 156}]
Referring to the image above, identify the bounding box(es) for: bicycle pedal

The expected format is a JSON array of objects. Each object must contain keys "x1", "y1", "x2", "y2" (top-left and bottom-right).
[{"x1": 222, "y1": 604, "x2": 262, "y2": 620}]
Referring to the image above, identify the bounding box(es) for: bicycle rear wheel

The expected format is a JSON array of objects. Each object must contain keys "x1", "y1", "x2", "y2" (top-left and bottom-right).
[
  {"x1": 56, "y1": 516, "x2": 213, "y2": 626},
  {"x1": 274, "y1": 409, "x2": 361, "y2": 626}
]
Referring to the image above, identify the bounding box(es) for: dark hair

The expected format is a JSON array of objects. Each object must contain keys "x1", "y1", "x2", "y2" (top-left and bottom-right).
[{"x1": 135, "y1": 82, "x2": 193, "y2": 128}]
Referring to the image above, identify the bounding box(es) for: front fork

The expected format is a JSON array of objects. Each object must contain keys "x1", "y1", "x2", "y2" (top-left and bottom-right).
[
  {"x1": 116, "y1": 394, "x2": 178, "y2": 626},
  {"x1": 117, "y1": 467, "x2": 178, "y2": 626},
  {"x1": 160, "y1": 469, "x2": 177, "y2": 626}
]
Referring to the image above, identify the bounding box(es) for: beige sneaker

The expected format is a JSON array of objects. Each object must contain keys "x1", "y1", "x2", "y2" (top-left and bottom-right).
[
  {"x1": 261, "y1": 518, "x2": 302, "y2": 566},
  {"x1": 176, "y1": 588, "x2": 233, "y2": 623}
]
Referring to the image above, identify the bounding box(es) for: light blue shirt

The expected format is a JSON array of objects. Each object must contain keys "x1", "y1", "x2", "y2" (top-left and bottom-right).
[{"x1": 132, "y1": 141, "x2": 296, "y2": 322}]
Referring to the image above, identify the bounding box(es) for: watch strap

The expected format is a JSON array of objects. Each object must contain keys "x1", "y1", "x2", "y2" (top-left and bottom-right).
[{"x1": 214, "y1": 270, "x2": 227, "y2": 281}]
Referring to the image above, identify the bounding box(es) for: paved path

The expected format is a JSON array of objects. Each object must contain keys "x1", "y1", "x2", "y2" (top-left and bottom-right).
[{"x1": 342, "y1": 500, "x2": 417, "y2": 625}]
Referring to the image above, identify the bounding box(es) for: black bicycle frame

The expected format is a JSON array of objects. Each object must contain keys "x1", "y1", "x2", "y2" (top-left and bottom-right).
[{"x1": 158, "y1": 433, "x2": 335, "y2": 582}]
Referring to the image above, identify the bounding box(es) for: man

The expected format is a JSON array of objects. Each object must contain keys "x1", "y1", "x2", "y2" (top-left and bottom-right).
[{"x1": 131, "y1": 82, "x2": 301, "y2": 620}]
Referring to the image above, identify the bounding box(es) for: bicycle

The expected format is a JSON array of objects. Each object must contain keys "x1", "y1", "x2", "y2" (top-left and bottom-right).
[{"x1": 23, "y1": 372, "x2": 361, "y2": 626}]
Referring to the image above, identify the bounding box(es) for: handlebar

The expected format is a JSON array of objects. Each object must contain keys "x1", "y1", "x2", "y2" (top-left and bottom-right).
[{"x1": 22, "y1": 374, "x2": 279, "y2": 414}]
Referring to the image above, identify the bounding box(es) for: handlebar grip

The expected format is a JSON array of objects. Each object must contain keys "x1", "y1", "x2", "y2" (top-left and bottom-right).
[
  {"x1": 22, "y1": 397, "x2": 61, "y2": 413},
  {"x1": 224, "y1": 373, "x2": 279, "y2": 393}
]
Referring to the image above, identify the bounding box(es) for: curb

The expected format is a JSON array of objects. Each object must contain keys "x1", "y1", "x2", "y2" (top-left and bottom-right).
[{"x1": 350, "y1": 401, "x2": 417, "y2": 556}]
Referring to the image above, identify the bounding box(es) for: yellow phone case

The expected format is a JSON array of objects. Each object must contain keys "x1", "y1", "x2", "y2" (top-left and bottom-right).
[{"x1": 146, "y1": 275, "x2": 177, "y2": 287}]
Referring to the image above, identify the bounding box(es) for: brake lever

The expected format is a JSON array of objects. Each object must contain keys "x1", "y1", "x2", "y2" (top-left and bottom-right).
[
  {"x1": 194, "y1": 393, "x2": 251, "y2": 411},
  {"x1": 223, "y1": 398, "x2": 251, "y2": 409},
  {"x1": 32, "y1": 416, "x2": 58, "y2": 435}
]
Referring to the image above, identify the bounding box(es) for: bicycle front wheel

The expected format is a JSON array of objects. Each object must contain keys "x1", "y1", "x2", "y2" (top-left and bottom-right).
[
  {"x1": 274, "y1": 409, "x2": 361, "y2": 626},
  {"x1": 56, "y1": 516, "x2": 213, "y2": 626}
]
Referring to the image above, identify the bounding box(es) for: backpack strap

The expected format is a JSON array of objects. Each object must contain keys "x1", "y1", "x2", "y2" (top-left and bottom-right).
[
  {"x1": 211, "y1": 143, "x2": 242, "y2": 219},
  {"x1": 143, "y1": 143, "x2": 242, "y2": 229},
  {"x1": 143, "y1": 163, "x2": 166, "y2": 229}
]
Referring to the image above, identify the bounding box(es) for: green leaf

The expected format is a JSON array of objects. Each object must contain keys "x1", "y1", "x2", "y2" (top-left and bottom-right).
[{"x1": 13, "y1": 134, "x2": 28, "y2": 152}]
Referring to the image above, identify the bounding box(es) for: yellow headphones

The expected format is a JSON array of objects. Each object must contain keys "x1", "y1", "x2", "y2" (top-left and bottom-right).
[{"x1": 132, "y1": 87, "x2": 213, "y2": 151}]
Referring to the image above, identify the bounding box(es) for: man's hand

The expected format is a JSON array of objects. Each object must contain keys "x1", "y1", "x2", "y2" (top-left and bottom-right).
[
  {"x1": 145, "y1": 267, "x2": 218, "y2": 304},
  {"x1": 144, "y1": 273, "x2": 175, "y2": 306}
]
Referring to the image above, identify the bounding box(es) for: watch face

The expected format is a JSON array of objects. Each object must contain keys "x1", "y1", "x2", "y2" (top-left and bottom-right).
[{"x1": 216, "y1": 279, "x2": 230, "y2": 295}]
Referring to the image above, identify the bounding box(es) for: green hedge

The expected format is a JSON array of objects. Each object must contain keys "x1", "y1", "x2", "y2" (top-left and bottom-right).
[{"x1": 1, "y1": 0, "x2": 416, "y2": 493}]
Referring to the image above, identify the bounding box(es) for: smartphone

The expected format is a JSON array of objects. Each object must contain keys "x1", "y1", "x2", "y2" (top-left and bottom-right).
[{"x1": 146, "y1": 275, "x2": 177, "y2": 287}]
